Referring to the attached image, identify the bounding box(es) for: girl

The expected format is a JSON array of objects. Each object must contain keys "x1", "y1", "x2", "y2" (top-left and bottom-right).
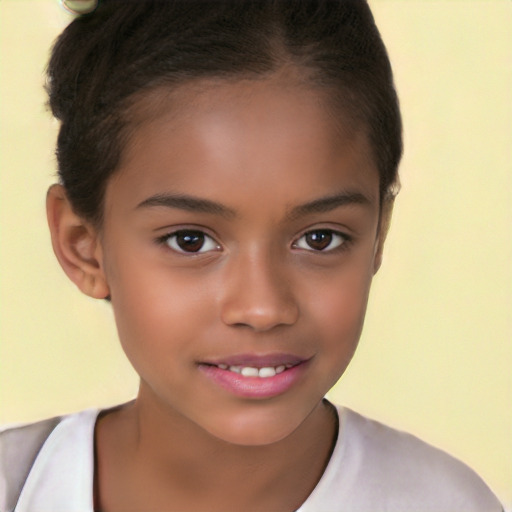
[{"x1": 1, "y1": 1, "x2": 504, "y2": 511}]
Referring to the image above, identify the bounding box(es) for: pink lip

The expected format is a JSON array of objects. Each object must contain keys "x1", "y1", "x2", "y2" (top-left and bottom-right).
[{"x1": 198, "y1": 354, "x2": 311, "y2": 399}]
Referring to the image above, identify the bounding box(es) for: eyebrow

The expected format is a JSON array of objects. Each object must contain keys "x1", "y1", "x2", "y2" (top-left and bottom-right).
[
  {"x1": 136, "y1": 190, "x2": 372, "y2": 219},
  {"x1": 286, "y1": 191, "x2": 373, "y2": 220},
  {"x1": 136, "y1": 193, "x2": 236, "y2": 218}
]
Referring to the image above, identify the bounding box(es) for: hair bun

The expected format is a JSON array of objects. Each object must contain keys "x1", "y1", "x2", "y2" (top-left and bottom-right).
[{"x1": 61, "y1": 0, "x2": 98, "y2": 15}]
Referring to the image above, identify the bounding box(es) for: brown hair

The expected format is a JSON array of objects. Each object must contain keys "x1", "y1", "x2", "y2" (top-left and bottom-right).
[{"x1": 47, "y1": 0, "x2": 402, "y2": 226}]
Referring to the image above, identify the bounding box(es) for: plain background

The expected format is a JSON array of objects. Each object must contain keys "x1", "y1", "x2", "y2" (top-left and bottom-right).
[{"x1": 1, "y1": 0, "x2": 510, "y2": 507}]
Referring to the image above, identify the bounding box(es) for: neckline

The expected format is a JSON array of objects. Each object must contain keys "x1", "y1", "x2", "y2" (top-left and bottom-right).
[
  {"x1": 15, "y1": 404, "x2": 346, "y2": 511},
  {"x1": 91, "y1": 400, "x2": 343, "y2": 512}
]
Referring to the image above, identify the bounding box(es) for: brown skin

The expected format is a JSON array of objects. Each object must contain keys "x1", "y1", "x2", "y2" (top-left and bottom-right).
[
  {"x1": 47, "y1": 74, "x2": 391, "y2": 511},
  {"x1": 93, "y1": 398, "x2": 337, "y2": 511}
]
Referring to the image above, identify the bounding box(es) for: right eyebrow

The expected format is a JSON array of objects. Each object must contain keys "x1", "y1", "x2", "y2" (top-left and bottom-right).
[{"x1": 135, "y1": 193, "x2": 237, "y2": 219}]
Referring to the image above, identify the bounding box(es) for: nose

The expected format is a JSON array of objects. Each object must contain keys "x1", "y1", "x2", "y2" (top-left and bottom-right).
[{"x1": 220, "y1": 250, "x2": 299, "y2": 332}]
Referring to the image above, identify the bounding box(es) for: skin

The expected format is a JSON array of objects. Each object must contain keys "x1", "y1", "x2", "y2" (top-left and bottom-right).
[{"x1": 47, "y1": 73, "x2": 390, "y2": 511}]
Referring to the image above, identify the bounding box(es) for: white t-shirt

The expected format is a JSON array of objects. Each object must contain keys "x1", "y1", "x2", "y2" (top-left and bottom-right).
[{"x1": 1, "y1": 405, "x2": 503, "y2": 512}]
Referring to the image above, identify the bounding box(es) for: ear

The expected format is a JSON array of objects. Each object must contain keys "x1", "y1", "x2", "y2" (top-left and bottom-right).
[
  {"x1": 46, "y1": 184, "x2": 110, "y2": 299},
  {"x1": 373, "y1": 197, "x2": 394, "y2": 274}
]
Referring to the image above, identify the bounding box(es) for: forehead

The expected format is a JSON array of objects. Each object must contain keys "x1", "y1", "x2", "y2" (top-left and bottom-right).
[{"x1": 108, "y1": 76, "x2": 379, "y2": 216}]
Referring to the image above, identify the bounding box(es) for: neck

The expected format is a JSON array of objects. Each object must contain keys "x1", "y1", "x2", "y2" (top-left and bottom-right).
[{"x1": 95, "y1": 388, "x2": 338, "y2": 511}]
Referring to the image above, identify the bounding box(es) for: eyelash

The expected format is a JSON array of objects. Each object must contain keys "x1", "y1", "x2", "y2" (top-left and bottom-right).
[
  {"x1": 293, "y1": 229, "x2": 351, "y2": 253},
  {"x1": 156, "y1": 228, "x2": 352, "y2": 255},
  {"x1": 156, "y1": 229, "x2": 220, "y2": 254}
]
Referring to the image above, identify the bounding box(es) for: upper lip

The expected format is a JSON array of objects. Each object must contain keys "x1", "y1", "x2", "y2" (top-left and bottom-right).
[{"x1": 201, "y1": 353, "x2": 310, "y2": 368}]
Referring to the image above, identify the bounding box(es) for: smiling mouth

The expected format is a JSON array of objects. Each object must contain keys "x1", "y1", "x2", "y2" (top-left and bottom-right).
[
  {"x1": 198, "y1": 356, "x2": 310, "y2": 398},
  {"x1": 202, "y1": 363, "x2": 297, "y2": 378}
]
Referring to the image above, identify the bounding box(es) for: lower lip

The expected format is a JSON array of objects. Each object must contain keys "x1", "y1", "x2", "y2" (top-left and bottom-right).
[{"x1": 198, "y1": 362, "x2": 309, "y2": 399}]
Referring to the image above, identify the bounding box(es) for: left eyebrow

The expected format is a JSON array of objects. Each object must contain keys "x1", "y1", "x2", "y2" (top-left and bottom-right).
[{"x1": 287, "y1": 191, "x2": 373, "y2": 221}]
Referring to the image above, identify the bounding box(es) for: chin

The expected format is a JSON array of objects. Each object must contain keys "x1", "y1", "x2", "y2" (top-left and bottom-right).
[
  {"x1": 203, "y1": 409, "x2": 305, "y2": 447},
  {"x1": 211, "y1": 425, "x2": 294, "y2": 447}
]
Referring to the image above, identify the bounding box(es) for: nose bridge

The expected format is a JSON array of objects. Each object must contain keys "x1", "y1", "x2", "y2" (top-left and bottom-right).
[{"x1": 220, "y1": 245, "x2": 299, "y2": 331}]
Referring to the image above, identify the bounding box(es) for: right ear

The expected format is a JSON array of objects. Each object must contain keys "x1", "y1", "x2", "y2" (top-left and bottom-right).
[{"x1": 46, "y1": 184, "x2": 110, "y2": 299}]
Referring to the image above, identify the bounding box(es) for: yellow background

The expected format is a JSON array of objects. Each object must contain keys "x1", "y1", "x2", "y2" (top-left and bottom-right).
[{"x1": 1, "y1": 0, "x2": 510, "y2": 506}]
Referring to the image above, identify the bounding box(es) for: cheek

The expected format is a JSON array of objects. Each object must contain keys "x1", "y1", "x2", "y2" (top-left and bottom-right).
[
  {"x1": 305, "y1": 263, "x2": 374, "y2": 354},
  {"x1": 106, "y1": 254, "x2": 216, "y2": 368}
]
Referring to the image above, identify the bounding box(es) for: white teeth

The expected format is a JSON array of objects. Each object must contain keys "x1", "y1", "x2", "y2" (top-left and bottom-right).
[
  {"x1": 258, "y1": 367, "x2": 276, "y2": 378},
  {"x1": 214, "y1": 362, "x2": 296, "y2": 377},
  {"x1": 241, "y1": 367, "x2": 260, "y2": 377},
  {"x1": 217, "y1": 365, "x2": 292, "y2": 378}
]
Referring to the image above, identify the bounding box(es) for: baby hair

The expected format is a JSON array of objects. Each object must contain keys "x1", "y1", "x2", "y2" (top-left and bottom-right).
[{"x1": 47, "y1": 0, "x2": 402, "y2": 227}]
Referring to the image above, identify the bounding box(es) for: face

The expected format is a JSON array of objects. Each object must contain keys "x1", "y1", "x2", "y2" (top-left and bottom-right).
[{"x1": 98, "y1": 76, "x2": 383, "y2": 446}]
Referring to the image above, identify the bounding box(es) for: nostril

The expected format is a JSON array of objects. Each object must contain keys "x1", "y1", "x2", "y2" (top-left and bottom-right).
[
  {"x1": 219, "y1": 257, "x2": 299, "y2": 330},
  {"x1": 221, "y1": 301, "x2": 299, "y2": 331}
]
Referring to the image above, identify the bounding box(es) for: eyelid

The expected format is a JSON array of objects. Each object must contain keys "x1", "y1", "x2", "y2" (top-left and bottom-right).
[
  {"x1": 155, "y1": 227, "x2": 222, "y2": 255},
  {"x1": 292, "y1": 228, "x2": 351, "y2": 252}
]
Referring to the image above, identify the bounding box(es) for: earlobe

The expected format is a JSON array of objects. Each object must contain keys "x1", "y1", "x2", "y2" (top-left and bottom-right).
[
  {"x1": 373, "y1": 197, "x2": 394, "y2": 274},
  {"x1": 46, "y1": 184, "x2": 110, "y2": 299}
]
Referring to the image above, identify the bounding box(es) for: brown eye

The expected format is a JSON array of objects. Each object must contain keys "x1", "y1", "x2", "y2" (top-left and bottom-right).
[
  {"x1": 294, "y1": 229, "x2": 346, "y2": 252},
  {"x1": 165, "y1": 230, "x2": 219, "y2": 253}
]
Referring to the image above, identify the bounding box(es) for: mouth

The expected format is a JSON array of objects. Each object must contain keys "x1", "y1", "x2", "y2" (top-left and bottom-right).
[
  {"x1": 197, "y1": 354, "x2": 310, "y2": 399},
  {"x1": 202, "y1": 362, "x2": 296, "y2": 378}
]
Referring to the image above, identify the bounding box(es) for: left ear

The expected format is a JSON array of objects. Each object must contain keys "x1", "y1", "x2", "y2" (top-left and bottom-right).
[{"x1": 373, "y1": 197, "x2": 394, "y2": 274}]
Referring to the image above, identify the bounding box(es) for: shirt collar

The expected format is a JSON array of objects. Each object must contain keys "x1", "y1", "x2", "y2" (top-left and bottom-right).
[
  {"x1": 15, "y1": 408, "x2": 99, "y2": 512},
  {"x1": 14, "y1": 405, "x2": 348, "y2": 511}
]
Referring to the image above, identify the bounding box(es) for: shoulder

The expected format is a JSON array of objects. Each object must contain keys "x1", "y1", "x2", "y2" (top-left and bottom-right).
[
  {"x1": 341, "y1": 408, "x2": 502, "y2": 510},
  {"x1": 1, "y1": 416, "x2": 62, "y2": 511},
  {"x1": 304, "y1": 406, "x2": 503, "y2": 512},
  {"x1": 0, "y1": 410, "x2": 99, "y2": 512}
]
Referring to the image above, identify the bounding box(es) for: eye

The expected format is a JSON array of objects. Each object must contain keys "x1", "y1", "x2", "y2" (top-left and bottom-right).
[
  {"x1": 293, "y1": 229, "x2": 348, "y2": 252},
  {"x1": 162, "y1": 230, "x2": 220, "y2": 254}
]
